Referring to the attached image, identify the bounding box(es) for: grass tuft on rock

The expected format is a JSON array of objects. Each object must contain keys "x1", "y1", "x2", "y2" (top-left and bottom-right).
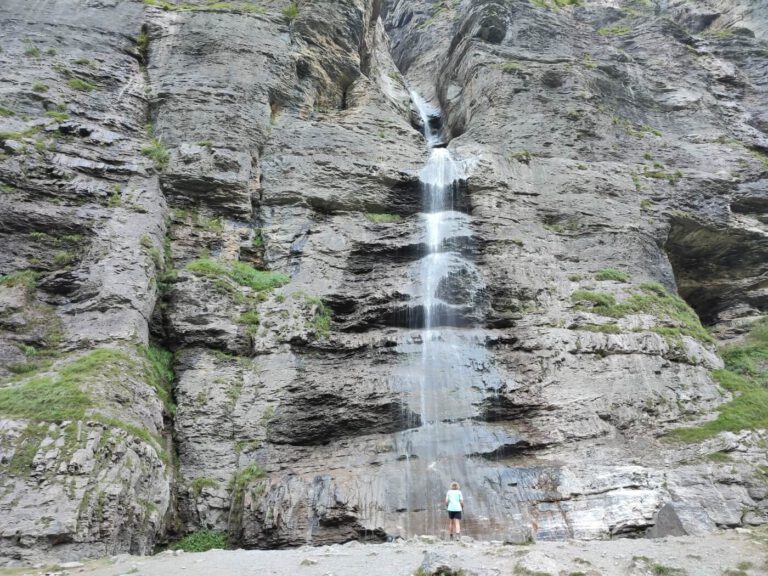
[
  {"x1": 0, "y1": 349, "x2": 133, "y2": 421},
  {"x1": 44, "y1": 110, "x2": 70, "y2": 122},
  {"x1": 571, "y1": 290, "x2": 616, "y2": 309},
  {"x1": 283, "y1": 3, "x2": 298, "y2": 19},
  {"x1": 571, "y1": 283, "x2": 713, "y2": 343},
  {"x1": 598, "y1": 24, "x2": 631, "y2": 36},
  {"x1": 189, "y1": 477, "x2": 218, "y2": 498},
  {"x1": 186, "y1": 258, "x2": 289, "y2": 293},
  {"x1": 668, "y1": 319, "x2": 768, "y2": 442},
  {"x1": 366, "y1": 213, "x2": 402, "y2": 224},
  {"x1": 595, "y1": 268, "x2": 631, "y2": 282},
  {"x1": 170, "y1": 529, "x2": 228, "y2": 552},
  {"x1": 0, "y1": 270, "x2": 39, "y2": 293},
  {"x1": 239, "y1": 310, "x2": 260, "y2": 334},
  {"x1": 0, "y1": 375, "x2": 91, "y2": 421},
  {"x1": 305, "y1": 295, "x2": 331, "y2": 337},
  {"x1": 143, "y1": 344, "x2": 175, "y2": 414},
  {"x1": 141, "y1": 137, "x2": 169, "y2": 171},
  {"x1": 67, "y1": 78, "x2": 97, "y2": 92}
]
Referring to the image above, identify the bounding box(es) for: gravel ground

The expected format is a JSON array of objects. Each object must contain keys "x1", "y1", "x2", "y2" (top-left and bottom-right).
[{"x1": 3, "y1": 530, "x2": 767, "y2": 576}]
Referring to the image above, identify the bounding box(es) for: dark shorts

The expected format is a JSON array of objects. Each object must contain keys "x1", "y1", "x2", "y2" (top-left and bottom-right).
[{"x1": 448, "y1": 511, "x2": 462, "y2": 520}]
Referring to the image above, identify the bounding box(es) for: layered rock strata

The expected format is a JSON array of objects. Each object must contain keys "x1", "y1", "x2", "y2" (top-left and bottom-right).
[{"x1": 0, "y1": 0, "x2": 766, "y2": 564}]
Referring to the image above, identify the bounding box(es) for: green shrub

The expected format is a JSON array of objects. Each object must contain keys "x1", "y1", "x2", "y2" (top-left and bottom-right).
[
  {"x1": 283, "y1": 3, "x2": 299, "y2": 20},
  {"x1": 68, "y1": 78, "x2": 97, "y2": 92},
  {"x1": 141, "y1": 138, "x2": 169, "y2": 170},
  {"x1": 239, "y1": 310, "x2": 260, "y2": 333},
  {"x1": 24, "y1": 46, "x2": 41, "y2": 57},
  {"x1": 230, "y1": 462, "x2": 266, "y2": 492},
  {"x1": 571, "y1": 290, "x2": 616, "y2": 308},
  {"x1": 31, "y1": 82, "x2": 49, "y2": 93},
  {"x1": 137, "y1": 31, "x2": 149, "y2": 60},
  {"x1": 53, "y1": 251, "x2": 74, "y2": 267},
  {"x1": 45, "y1": 110, "x2": 69, "y2": 122},
  {"x1": 186, "y1": 258, "x2": 289, "y2": 293},
  {"x1": 0, "y1": 270, "x2": 38, "y2": 292},
  {"x1": 668, "y1": 319, "x2": 768, "y2": 442},
  {"x1": 0, "y1": 105, "x2": 14, "y2": 117},
  {"x1": 171, "y1": 529, "x2": 228, "y2": 552},
  {"x1": 189, "y1": 477, "x2": 218, "y2": 498},
  {"x1": 595, "y1": 268, "x2": 631, "y2": 282},
  {"x1": 366, "y1": 213, "x2": 402, "y2": 224},
  {"x1": 143, "y1": 344, "x2": 175, "y2": 414},
  {"x1": 305, "y1": 296, "x2": 331, "y2": 337},
  {"x1": 230, "y1": 262, "x2": 289, "y2": 291}
]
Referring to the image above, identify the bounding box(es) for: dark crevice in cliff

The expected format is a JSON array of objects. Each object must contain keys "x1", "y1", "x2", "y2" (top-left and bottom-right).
[{"x1": 665, "y1": 213, "x2": 768, "y2": 326}]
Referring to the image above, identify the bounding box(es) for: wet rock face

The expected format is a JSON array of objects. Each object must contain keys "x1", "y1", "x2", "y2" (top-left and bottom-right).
[{"x1": 1, "y1": 0, "x2": 767, "y2": 563}]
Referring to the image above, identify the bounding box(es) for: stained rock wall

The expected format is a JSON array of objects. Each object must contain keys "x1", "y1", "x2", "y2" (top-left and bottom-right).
[{"x1": 0, "y1": 0, "x2": 766, "y2": 565}]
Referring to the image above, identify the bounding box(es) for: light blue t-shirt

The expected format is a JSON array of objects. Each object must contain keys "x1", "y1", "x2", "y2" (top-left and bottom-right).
[{"x1": 446, "y1": 489, "x2": 463, "y2": 512}]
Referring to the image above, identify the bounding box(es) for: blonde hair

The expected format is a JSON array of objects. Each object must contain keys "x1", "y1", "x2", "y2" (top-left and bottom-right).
[{"x1": 450, "y1": 481, "x2": 460, "y2": 490}]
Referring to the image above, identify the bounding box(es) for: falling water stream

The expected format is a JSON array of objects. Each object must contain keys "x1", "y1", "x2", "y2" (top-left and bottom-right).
[{"x1": 385, "y1": 93, "x2": 526, "y2": 540}]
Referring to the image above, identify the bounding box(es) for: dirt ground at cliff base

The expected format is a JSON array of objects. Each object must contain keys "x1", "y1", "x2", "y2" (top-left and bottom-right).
[{"x1": 3, "y1": 529, "x2": 768, "y2": 576}]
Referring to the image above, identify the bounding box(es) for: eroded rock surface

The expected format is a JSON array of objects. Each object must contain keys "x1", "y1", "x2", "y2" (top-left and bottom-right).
[{"x1": 1, "y1": 0, "x2": 767, "y2": 565}]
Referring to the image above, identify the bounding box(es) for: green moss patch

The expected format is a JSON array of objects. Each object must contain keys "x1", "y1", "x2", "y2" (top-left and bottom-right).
[
  {"x1": 598, "y1": 24, "x2": 631, "y2": 37},
  {"x1": 0, "y1": 350, "x2": 123, "y2": 421},
  {"x1": 595, "y1": 268, "x2": 631, "y2": 282},
  {"x1": 0, "y1": 374, "x2": 93, "y2": 422},
  {"x1": 0, "y1": 347, "x2": 172, "y2": 456},
  {"x1": 186, "y1": 258, "x2": 288, "y2": 292},
  {"x1": 67, "y1": 78, "x2": 97, "y2": 92},
  {"x1": 571, "y1": 283, "x2": 712, "y2": 343},
  {"x1": 366, "y1": 213, "x2": 402, "y2": 224}
]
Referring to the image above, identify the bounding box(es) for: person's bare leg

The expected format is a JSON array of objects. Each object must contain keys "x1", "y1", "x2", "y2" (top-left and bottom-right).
[{"x1": 455, "y1": 519, "x2": 461, "y2": 538}]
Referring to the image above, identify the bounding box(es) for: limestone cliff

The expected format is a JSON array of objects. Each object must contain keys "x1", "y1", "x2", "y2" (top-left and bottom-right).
[{"x1": 0, "y1": 0, "x2": 766, "y2": 565}]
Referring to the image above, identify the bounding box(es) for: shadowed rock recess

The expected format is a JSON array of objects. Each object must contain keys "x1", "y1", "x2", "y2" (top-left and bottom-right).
[{"x1": 0, "y1": 0, "x2": 767, "y2": 565}]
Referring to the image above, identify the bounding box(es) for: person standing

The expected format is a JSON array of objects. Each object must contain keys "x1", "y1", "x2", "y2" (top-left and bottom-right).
[{"x1": 445, "y1": 481, "x2": 464, "y2": 540}]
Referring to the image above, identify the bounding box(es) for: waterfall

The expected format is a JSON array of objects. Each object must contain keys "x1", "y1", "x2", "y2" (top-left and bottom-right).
[{"x1": 384, "y1": 92, "x2": 525, "y2": 542}]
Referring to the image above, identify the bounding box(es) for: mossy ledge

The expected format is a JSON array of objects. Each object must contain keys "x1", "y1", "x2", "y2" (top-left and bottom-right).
[
  {"x1": 667, "y1": 319, "x2": 768, "y2": 442},
  {"x1": 0, "y1": 345, "x2": 173, "y2": 458},
  {"x1": 570, "y1": 282, "x2": 714, "y2": 344}
]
